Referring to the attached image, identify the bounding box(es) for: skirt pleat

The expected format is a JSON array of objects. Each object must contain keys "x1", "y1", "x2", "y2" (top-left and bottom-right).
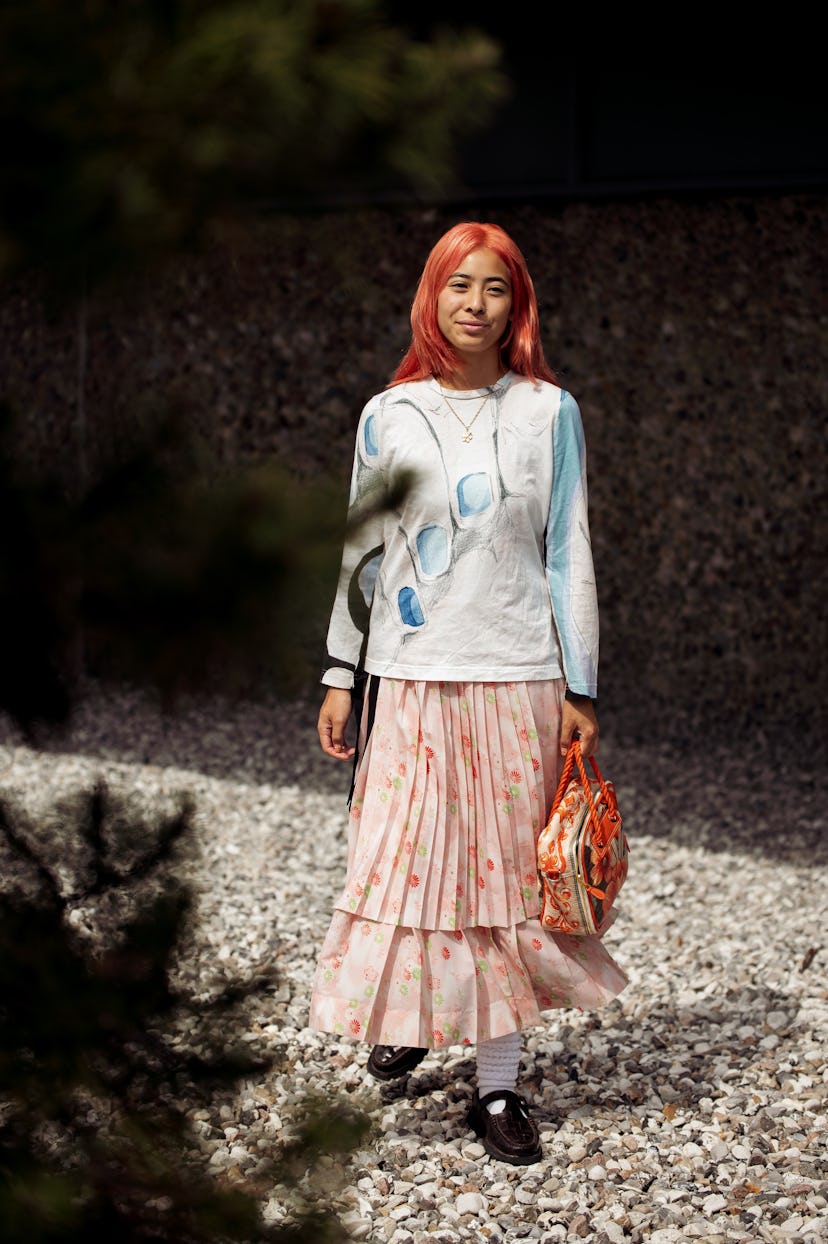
[{"x1": 308, "y1": 677, "x2": 628, "y2": 1048}]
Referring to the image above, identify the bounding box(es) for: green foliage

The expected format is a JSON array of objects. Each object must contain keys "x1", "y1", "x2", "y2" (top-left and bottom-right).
[
  {"x1": 0, "y1": 0, "x2": 507, "y2": 726},
  {"x1": 0, "y1": 0, "x2": 507, "y2": 725},
  {"x1": 0, "y1": 780, "x2": 370, "y2": 1242},
  {"x1": 0, "y1": 401, "x2": 414, "y2": 734},
  {"x1": 0, "y1": 0, "x2": 508, "y2": 294},
  {"x1": 72, "y1": 413, "x2": 346, "y2": 705}
]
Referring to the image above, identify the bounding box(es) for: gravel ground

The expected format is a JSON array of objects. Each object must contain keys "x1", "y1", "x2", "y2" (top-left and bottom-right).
[{"x1": 1, "y1": 684, "x2": 826, "y2": 1244}]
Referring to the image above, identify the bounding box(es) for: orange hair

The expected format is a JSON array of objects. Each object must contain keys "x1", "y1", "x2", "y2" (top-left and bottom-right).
[{"x1": 388, "y1": 221, "x2": 557, "y2": 387}]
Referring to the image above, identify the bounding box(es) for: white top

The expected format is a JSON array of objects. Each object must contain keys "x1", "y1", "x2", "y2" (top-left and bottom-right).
[{"x1": 321, "y1": 372, "x2": 599, "y2": 696}]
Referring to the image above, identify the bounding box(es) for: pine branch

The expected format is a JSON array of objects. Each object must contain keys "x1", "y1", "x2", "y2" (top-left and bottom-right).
[
  {"x1": 69, "y1": 786, "x2": 195, "y2": 903},
  {"x1": 0, "y1": 800, "x2": 66, "y2": 910}
]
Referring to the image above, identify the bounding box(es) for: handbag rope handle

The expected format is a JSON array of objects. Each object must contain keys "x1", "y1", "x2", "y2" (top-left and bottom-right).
[{"x1": 549, "y1": 738, "x2": 618, "y2": 847}]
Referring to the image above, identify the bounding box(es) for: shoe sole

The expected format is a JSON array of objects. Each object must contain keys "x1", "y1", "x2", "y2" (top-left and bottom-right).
[{"x1": 478, "y1": 1137, "x2": 543, "y2": 1165}]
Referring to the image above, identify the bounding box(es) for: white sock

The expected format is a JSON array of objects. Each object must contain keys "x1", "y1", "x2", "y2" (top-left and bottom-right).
[{"x1": 475, "y1": 1030, "x2": 522, "y2": 1113}]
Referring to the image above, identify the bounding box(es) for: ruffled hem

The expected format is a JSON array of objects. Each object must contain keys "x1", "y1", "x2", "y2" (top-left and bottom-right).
[{"x1": 308, "y1": 910, "x2": 629, "y2": 1048}]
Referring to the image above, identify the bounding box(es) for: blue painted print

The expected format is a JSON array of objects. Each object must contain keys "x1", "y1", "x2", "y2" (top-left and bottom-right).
[
  {"x1": 416, "y1": 524, "x2": 450, "y2": 575},
  {"x1": 358, "y1": 552, "x2": 383, "y2": 606},
  {"x1": 364, "y1": 414, "x2": 378, "y2": 457},
  {"x1": 457, "y1": 472, "x2": 492, "y2": 517},
  {"x1": 398, "y1": 586, "x2": 425, "y2": 627}
]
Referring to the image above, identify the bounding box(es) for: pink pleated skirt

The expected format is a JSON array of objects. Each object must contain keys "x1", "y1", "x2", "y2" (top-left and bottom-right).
[{"x1": 308, "y1": 678, "x2": 628, "y2": 1048}]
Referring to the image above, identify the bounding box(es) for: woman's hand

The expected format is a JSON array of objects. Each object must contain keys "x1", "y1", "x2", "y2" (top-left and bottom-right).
[
  {"x1": 317, "y1": 688, "x2": 356, "y2": 760},
  {"x1": 560, "y1": 697, "x2": 599, "y2": 758}
]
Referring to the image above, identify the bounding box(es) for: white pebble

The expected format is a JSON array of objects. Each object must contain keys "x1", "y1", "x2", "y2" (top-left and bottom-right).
[{"x1": 455, "y1": 1192, "x2": 487, "y2": 1216}]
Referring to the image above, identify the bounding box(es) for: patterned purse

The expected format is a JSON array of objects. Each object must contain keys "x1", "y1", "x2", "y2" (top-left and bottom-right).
[{"x1": 537, "y1": 739, "x2": 629, "y2": 936}]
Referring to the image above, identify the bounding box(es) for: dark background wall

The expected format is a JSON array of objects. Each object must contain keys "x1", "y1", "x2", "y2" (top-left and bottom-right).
[{"x1": 3, "y1": 188, "x2": 825, "y2": 760}]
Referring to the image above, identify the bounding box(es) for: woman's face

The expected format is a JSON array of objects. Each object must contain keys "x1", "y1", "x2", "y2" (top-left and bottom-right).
[{"x1": 436, "y1": 247, "x2": 513, "y2": 364}]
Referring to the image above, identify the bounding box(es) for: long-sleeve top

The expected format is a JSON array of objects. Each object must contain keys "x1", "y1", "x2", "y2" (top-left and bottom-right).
[{"x1": 321, "y1": 371, "x2": 599, "y2": 696}]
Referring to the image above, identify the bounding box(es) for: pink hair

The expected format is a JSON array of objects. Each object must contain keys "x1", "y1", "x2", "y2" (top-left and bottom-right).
[{"x1": 388, "y1": 221, "x2": 557, "y2": 387}]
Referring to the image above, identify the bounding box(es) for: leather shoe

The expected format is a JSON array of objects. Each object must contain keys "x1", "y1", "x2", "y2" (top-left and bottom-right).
[
  {"x1": 467, "y1": 1089, "x2": 542, "y2": 1165},
  {"x1": 366, "y1": 1045, "x2": 429, "y2": 1081}
]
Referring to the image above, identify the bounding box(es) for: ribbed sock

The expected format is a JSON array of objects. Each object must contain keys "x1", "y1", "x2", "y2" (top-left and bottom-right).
[{"x1": 475, "y1": 1030, "x2": 523, "y2": 1114}]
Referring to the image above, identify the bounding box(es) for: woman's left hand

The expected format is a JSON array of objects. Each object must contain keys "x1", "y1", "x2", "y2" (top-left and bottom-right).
[{"x1": 560, "y1": 698, "x2": 599, "y2": 757}]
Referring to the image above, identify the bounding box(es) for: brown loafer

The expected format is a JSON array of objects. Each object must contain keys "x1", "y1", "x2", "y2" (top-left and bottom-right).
[
  {"x1": 467, "y1": 1089, "x2": 542, "y2": 1165},
  {"x1": 366, "y1": 1045, "x2": 429, "y2": 1081}
]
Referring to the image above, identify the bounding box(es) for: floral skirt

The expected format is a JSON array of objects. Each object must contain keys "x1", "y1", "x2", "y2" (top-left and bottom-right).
[{"x1": 308, "y1": 678, "x2": 628, "y2": 1048}]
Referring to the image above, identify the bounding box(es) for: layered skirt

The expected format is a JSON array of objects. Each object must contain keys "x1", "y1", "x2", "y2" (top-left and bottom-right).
[{"x1": 308, "y1": 678, "x2": 628, "y2": 1049}]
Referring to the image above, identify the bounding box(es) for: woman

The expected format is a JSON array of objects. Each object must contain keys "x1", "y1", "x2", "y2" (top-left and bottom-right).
[{"x1": 309, "y1": 221, "x2": 627, "y2": 1165}]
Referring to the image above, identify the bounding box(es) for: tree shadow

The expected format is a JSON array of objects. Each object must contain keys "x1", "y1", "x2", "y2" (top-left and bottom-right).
[
  {"x1": 0, "y1": 680, "x2": 342, "y2": 793},
  {"x1": 359, "y1": 980, "x2": 821, "y2": 1169},
  {"x1": 597, "y1": 731, "x2": 827, "y2": 868},
  {"x1": 3, "y1": 680, "x2": 824, "y2": 868},
  {"x1": 525, "y1": 983, "x2": 818, "y2": 1125}
]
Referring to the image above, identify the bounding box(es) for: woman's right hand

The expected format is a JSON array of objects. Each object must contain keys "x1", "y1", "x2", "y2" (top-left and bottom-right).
[
  {"x1": 317, "y1": 687, "x2": 356, "y2": 760},
  {"x1": 560, "y1": 697, "x2": 599, "y2": 758}
]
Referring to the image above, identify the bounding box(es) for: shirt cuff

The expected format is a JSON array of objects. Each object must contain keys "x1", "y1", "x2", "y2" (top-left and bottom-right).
[{"x1": 321, "y1": 668, "x2": 355, "y2": 690}]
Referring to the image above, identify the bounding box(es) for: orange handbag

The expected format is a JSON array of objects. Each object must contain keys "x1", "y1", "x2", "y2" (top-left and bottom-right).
[{"x1": 537, "y1": 739, "x2": 629, "y2": 936}]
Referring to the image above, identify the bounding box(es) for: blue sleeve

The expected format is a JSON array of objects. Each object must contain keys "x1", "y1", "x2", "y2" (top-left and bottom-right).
[{"x1": 544, "y1": 391, "x2": 600, "y2": 698}]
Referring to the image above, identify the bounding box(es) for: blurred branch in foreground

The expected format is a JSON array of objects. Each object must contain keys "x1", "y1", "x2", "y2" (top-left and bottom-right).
[
  {"x1": 0, "y1": 0, "x2": 509, "y2": 298},
  {"x1": 0, "y1": 401, "x2": 352, "y2": 736},
  {"x1": 0, "y1": 399, "x2": 415, "y2": 738},
  {"x1": 0, "y1": 0, "x2": 507, "y2": 733},
  {"x1": 0, "y1": 779, "x2": 371, "y2": 1243}
]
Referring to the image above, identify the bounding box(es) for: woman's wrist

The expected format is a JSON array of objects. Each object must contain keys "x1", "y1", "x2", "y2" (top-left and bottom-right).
[{"x1": 565, "y1": 688, "x2": 596, "y2": 706}]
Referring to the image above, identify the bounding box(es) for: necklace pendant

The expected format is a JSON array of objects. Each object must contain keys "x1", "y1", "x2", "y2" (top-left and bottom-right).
[{"x1": 439, "y1": 388, "x2": 488, "y2": 443}]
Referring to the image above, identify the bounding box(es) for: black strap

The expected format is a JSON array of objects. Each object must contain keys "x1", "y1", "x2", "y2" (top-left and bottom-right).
[{"x1": 347, "y1": 672, "x2": 379, "y2": 808}]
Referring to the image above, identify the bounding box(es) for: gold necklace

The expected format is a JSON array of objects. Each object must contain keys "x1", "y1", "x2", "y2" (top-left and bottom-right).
[{"x1": 439, "y1": 390, "x2": 489, "y2": 442}]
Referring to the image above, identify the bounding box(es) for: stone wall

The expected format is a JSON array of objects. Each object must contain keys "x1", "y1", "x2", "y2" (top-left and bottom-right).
[{"x1": 2, "y1": 191, "x2": 826, "y2": 757}]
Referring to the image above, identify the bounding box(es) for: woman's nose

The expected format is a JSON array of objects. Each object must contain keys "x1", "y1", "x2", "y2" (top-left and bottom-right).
[{"x1": 465, "y1": 288, "x2": 484, "y2": 313}]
